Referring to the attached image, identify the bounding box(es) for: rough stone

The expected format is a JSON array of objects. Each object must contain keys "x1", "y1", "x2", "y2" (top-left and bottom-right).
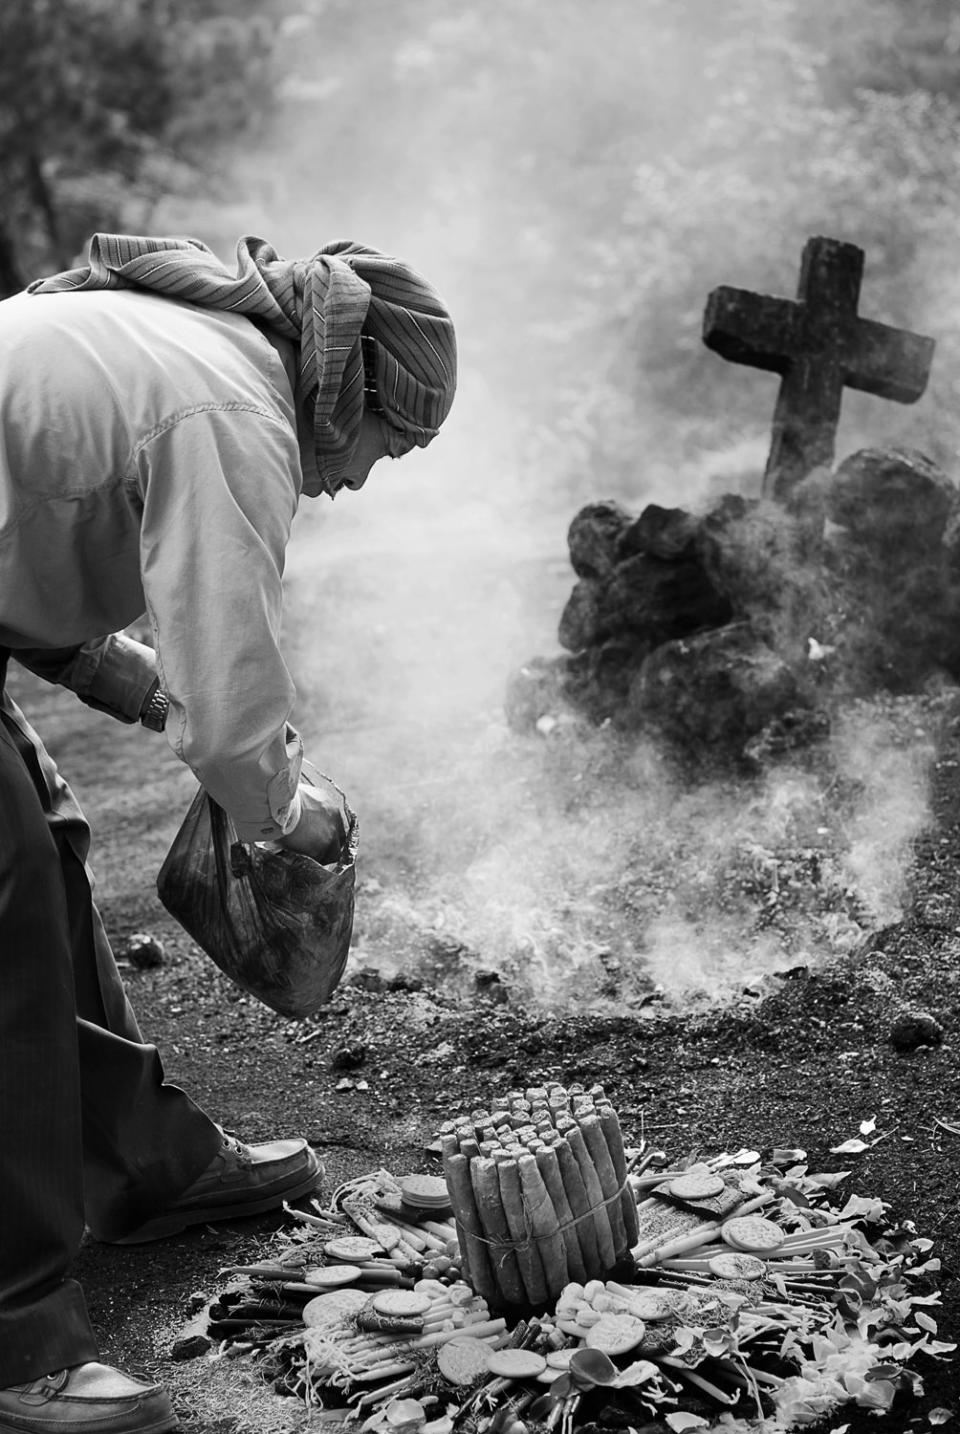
[
  {"x1": 696, "y1": 494, "x2": 828, "y2": 659},
  {"x1": 564, "y1": 636, "x2": 653, "y2": 724},
  {"x1": 387, "y1": 973, "x2": 424, "y2": 992},
  {"x1": 170, "y1": 1333, "x2": 212, "y2": 1361},
  {"x1": 889, "y1": 1011, "x2": 945, "y2": 1051},
  {"x1": 512, "y1": 444, "x2": 960, "y2": 754},
  {"x1": 331, "y1": 1042, "x2": 367, "y2": 1070},
  {"x1": 347, "y1": 969, "x2": 386, "y2": 992},
  {"x1": 606, "y1": 552, "x2": 733, "y2": 643},
  {"x1": 567, "y1": 501, "x2": 633, "y2": 579},
  {"x1": 120, "y1": 932, "x2": 165, "y2": 969},
  {"x1": 821, "y1": 450, "x2": 960, "y2": 693},
  {"x1": 628, "y1": 622, "x2": 803, "y2": 751},
  {"x1": 559, "y1": 553, "x2": 732, "y2": 654},
  {"x1": 619, "y1": 504, "x2": 699, "y2": 561},
  {"x1": 825, "y1": 552, "x2": 960, "y2": 694},
  {"x1": 558, "y1": 578, "x2": 607, "y2": 651},
  {"x1": 474, "y1": 970, "x2": 509, "y2": 1004},
  {"x1": 828, "y1": 448, "x2": 957, "y2": 548}
]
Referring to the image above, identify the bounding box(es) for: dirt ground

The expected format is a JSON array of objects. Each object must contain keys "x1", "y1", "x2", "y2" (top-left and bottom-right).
[{"x1": 9, "y1": 659, "x2": 960, "y2": 1432}]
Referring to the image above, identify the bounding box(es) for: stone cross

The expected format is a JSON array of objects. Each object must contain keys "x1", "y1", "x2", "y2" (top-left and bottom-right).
[{"x1": 702, "y1": 236, "x2": 935, "y2": 500}]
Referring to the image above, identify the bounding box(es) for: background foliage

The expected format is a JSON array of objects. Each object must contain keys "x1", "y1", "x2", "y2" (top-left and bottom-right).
[
  {"x1": 6, "y1": 0, "x2": 960, "y2": 502},
  {"x1": 0, "y1": 0, "x2": 278, "y2": 294}
]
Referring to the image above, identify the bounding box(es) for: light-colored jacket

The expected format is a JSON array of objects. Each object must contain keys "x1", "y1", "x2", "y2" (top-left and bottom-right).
[{"x1": 0, "y1": 286, "x2": 306, "y2": 840}]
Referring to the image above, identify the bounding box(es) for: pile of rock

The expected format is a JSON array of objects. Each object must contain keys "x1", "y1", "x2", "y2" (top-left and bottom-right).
[{"x1": 507, "y1": 447, "x2": 960, "y2": 759}]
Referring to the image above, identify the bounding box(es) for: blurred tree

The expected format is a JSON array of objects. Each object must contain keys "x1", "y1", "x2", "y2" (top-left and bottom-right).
[
  {"x1": 217, "y1": 0, "x2": 960, "y2": 495},
  {"x1": 804, "y1": 0, "x2": 960, "y2": 103},
  {"x1": 0, "y1": 0, "x2": 282, "y2": 296}
]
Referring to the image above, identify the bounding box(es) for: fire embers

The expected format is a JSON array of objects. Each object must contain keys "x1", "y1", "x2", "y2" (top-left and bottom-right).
[{"x1": 507, "y1": 447, "x2": 960, "y2": 761}]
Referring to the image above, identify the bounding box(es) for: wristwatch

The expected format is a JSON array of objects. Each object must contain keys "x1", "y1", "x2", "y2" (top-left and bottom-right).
[{"x1": 140, "y1": 681, "x2": 169, "y2": 732}]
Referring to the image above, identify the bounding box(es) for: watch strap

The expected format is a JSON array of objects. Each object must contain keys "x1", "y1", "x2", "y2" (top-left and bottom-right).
[{"x1": 140, "y1": 684, "x2": 169, "y2": 732}]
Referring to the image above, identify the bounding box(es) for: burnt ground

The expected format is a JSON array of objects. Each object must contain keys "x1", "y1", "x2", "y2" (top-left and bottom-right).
[{"x1": 10, "y1": 664, "x2": 960, "y2": 1431}]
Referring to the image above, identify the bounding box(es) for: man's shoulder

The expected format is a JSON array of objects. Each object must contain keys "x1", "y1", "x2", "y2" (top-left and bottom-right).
[
  {"x1": 2, "y1": 285, "x2": 264, "y2": 357},
  {"x1": 2, "y1": 287, "x2": 292, "y2": 422}
]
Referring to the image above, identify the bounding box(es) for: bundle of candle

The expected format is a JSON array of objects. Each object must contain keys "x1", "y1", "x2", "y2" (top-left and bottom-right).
[{"x1": 439, "y1": 1083, "x2": 639, "y2": 1310}]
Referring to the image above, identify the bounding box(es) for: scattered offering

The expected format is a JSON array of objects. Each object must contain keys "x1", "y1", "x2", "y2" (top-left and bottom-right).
[
  {"x1": 305, "y1": 1264, "x2": 365, "y2": 1287},
  {"x1": 436, "y1": 1337, "x2": 494, "y2": 1387},
  {"x1": 667, "y1": 1170, "x2": 725, "y2": 1200},
  {"x1": 583, "y1": 1311, "x2": 645, "y2": 1355},
  {"x1": 721, "y1": 1213, "x2": 786, "y2": 1253},
  {"x1": 706, "y1": 1250, "x2": 765, "y2": 1280},
  {"x1": 326, "y1": 1237, "x2": 386, "y2": 1262},
  {"x1": 402, "y1": 1175, "x2": 453, "y2": 1212},
  {"x1": 486, "y1": 1348, "x2": 548, "y2": 1379},
  {"x1": 194, "y1": 1119, "x2": 951, "y2": 1431},
  {"x1": 370, "y1": 1291, "x2": 433, "y2": 1319}
]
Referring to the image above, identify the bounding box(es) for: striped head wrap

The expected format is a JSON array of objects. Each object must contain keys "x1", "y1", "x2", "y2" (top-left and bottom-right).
[{"x1": 29, "y1": 232, "x2": 457, "y2": 494}]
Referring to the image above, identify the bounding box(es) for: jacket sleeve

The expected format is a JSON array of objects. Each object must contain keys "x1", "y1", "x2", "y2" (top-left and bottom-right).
[
  {"x1": 133, "y1": 403, "x2": 305, "y2": 842},
  {"x1": 14, "y1": 634, "x2": 158, "y2": 722}
]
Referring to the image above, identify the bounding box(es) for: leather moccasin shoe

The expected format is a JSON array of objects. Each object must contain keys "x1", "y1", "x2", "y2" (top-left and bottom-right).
[
  {"x1": 109, "y1": 1130, "x2": 323, "y2": 1244},
  {"x1": 0, "y1": 1362, "x2": 176, "y2": 1434}
]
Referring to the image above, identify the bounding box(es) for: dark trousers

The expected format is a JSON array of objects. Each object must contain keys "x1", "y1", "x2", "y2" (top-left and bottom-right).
[{"x1": 0, "y1": 653, "x2": 223, "y2": 1384}]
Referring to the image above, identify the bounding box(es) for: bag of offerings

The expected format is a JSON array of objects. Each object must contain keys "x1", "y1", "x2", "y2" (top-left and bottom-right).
[{"x1": 157, "y1": 770, "x2": 358, "y2": 1018}]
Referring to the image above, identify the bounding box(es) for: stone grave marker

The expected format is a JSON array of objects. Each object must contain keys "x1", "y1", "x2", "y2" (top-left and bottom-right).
[{"x1": 702, "y1": 235, "x2": 935, "y2": 499}]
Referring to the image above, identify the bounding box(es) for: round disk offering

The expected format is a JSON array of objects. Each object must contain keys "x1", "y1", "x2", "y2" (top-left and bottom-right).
[
  {"x1": 613, "y1": 1289, "x2": 675, "y2": 1322},
  {"x1": 324, "y1": 1236, "x2": 384, "y2": 1262},
  {"x1": 303, "y1": 1263, "x2": 364, "y2": 1287},
  {"x1": 486, "y1": 1349, "x2": 548, "y2": 1379},
  {"x1": 436, "y1": 1338, "x2": 492, "y2": 1386},
  {"x1": 708, "y1": 1251, "x2": 767, "y2": 1281},
  {"x1": 721, "y1": 1215, "x2": 785, "y2": 1253},
  {"x1": 668, "y1": 1171, "x2": 726, "y2": 1200},
  {"x1": 401, "y1": 1174, "x2": 452, "y2": 1209},
  {"x1": 303, "y1": 1288, "x2": 371, "y2": 1327},
  {"x1": 584, "y1": 1313, "x2": 646, "y2": 1356},
  {"x1": 371, "y1": 1289, "x2": 433, "y2": 1318},
  {"x1": 546, "y1": 1350, "x2": 576, "y2": 1370}
]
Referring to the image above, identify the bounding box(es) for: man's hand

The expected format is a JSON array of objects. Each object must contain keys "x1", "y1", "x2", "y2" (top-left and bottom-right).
[{"x1": 276, "y1": 779, "x2": 347, "y2": 864}]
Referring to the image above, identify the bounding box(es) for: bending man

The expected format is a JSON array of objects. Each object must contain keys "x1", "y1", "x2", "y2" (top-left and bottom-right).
[{"x1": 0, "y1": 232, "x2": 456, "y2": 1434}]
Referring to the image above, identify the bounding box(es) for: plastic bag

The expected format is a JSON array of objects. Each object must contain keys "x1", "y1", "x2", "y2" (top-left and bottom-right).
[{"x1": 156, "y1": 771, "x2": 359, "y2": 1018}]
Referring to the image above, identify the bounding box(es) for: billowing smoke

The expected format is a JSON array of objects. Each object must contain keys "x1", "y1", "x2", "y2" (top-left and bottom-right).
[{"x1": 155, "y1": 1, "x2": 955, "y2": 1005}]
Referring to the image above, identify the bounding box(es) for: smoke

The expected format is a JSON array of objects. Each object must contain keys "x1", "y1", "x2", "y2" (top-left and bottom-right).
[
  {"x1": 281, "y1": 427, "x2": 941, "y2": 1008},
  {"x1": 155, "y1": 0, "x2": 952, "y2": 1007},
  {"x1": 831, "y1": 706, "x2": 938, "y2": 923}
]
